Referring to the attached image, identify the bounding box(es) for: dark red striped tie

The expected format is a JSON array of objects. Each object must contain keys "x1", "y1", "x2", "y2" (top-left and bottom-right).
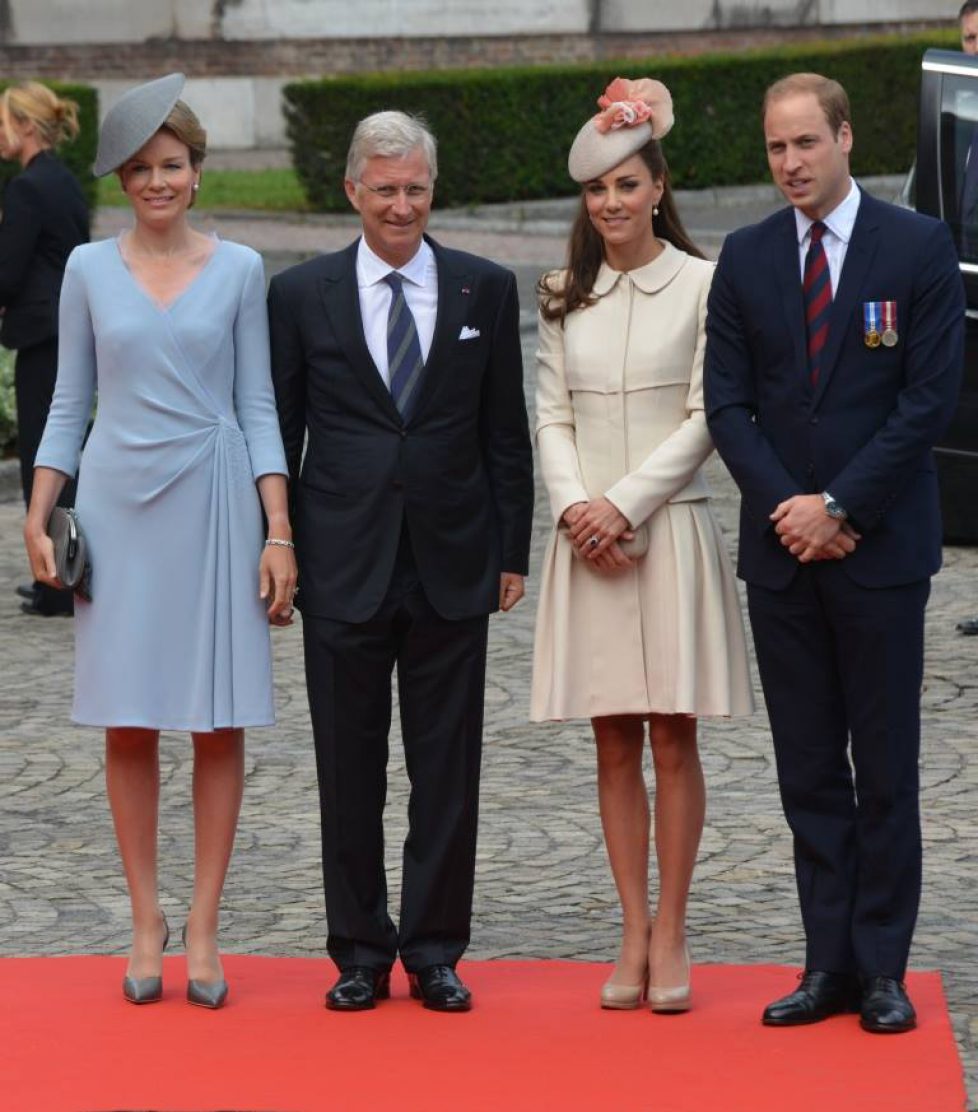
[{"x1": 803, "y1": 220, "x2": 831, "y2": 385}]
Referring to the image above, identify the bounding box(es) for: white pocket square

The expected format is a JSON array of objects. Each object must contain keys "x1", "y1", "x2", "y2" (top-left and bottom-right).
[{"x1": 459, "y1": 325, "x2": 481, "y2": 341}]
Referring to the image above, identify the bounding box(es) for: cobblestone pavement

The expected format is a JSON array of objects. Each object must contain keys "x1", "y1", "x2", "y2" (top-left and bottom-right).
[{"x1": 1, "y1": 180, "x2": 975, "y2": 1106}]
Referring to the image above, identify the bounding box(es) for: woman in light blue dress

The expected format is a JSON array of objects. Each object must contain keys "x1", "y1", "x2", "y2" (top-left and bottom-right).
[{"x1": 23, "y1": 75, "x2": 297, "y2": 1009}]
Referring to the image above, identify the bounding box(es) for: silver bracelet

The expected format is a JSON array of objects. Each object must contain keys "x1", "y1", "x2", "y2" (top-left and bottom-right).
[{"x1": 264, "y1": 538, "x2": 295, "y2": 549}]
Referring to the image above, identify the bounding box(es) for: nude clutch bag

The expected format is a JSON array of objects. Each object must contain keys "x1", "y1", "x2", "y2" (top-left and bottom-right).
[{"x1": 559, "y1": 519, "x2": 649, "y2": 559}]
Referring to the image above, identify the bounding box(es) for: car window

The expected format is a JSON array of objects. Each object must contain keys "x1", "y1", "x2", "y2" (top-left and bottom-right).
[{"x1": 939, "y1": 74, "x2": 978, "y2": 260}]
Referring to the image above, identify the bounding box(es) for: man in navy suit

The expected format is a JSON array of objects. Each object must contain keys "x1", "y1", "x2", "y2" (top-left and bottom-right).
[
  {"x1": 704, "y1": 73, "x2": 963, "y2": 1033},
  {"x1": 269, "y1": 111, "x2": 533, "y2": 1014}
]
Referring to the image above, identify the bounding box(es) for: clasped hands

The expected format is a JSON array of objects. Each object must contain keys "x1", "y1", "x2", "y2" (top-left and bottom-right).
[
  {"x1": 771, "y1": 494, "x2": 861, "y2": 563},
  {"x1": 563, "y1": 497, "x2": 636, "y2": 573}
]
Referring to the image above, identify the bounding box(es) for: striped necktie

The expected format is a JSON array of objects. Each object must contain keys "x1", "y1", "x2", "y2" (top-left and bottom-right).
[
  {"x1": 803, "y1": 220, "x2": 831, "y2": 385},
  {"x1": 383, "y1": 271, "x2": 425, "y2": 417}
]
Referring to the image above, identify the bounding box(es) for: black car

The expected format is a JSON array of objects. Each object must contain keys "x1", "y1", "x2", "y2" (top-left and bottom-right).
[{"x1": 915, "y1": 48, "x2": 978, "y2": 543}]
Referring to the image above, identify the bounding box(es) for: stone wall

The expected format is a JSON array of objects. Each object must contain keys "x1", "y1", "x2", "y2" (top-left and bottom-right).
[{"x1": 0, "y1": 0, "x2": 955, "y2": 148}]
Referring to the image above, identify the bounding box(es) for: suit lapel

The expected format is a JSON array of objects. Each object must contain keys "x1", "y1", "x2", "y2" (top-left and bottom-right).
[
  {"x1": 812, "y1": 192, "x2": 880, "y2": 408},
  {"x1": 406, "y1": 236, "x2": 473, "y2": 423},
  {"x1": 318, "y1": 240, "x2": 401, "y2": 422},
  {"x1": 774, "y1": 211, "x2": 807, "y2": 379}
]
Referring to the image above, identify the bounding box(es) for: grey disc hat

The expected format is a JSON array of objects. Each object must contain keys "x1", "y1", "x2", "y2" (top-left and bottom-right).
[{"x1": 93, "y1": 72, "x2": 186, "y2": 177}]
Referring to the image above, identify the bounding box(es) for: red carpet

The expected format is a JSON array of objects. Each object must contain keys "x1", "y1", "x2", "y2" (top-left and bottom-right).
[{"x1": 0, "y1": 958, "x2": 965, "y2": 1112}]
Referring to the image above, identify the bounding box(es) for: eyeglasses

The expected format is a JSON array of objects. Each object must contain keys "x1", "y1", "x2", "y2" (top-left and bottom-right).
[{"x1": 358, "y1": 181, "x2": 432, "y2": 200}]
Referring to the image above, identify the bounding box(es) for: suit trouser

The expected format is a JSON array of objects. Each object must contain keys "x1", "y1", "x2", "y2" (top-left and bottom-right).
[
  {"x1": 747, "y1": 562, "x2": 929, "y2": 980},
  {"x1": 301, "y1": 532, "x2": 489, "y2": 973},
  {"x1": 15, "y1": 338, "x2": 77, "y2": 612}
]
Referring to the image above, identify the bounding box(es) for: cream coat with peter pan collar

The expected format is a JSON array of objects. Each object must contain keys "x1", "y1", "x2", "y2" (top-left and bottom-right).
[{"x1": 530, "y1": 242, "x2": 754, "y2": 721}]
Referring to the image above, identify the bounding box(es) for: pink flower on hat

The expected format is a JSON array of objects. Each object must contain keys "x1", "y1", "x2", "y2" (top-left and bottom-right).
[{"x1": 593, "y1": 77, "x2": 674, "y2": 139}]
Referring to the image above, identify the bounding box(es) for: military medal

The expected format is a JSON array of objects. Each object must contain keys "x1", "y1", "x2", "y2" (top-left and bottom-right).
[
  {"x1": 863, "y1": 301, "x2": 882, "y2": 348},
  {"x1": 881, "y1": 300, "x2": 898, "y2": 347}
]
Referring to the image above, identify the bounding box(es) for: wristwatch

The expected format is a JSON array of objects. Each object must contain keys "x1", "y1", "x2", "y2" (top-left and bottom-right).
[{"x1": 822, "y1": 491, "x2": 848, "y2": 521}]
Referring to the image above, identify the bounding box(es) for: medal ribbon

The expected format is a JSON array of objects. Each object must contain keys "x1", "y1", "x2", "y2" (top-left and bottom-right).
[{"x1": 864, "y1": 301, "x2": 879, "y2": 338}]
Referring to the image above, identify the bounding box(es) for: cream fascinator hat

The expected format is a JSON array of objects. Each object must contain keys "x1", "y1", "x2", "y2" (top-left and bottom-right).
[
  {"x1": 567, "y1": 77, "x2": 674, "y2": 183},
  {"x1": 93, "y1": 72, "x2": 185, "y2": 177}
]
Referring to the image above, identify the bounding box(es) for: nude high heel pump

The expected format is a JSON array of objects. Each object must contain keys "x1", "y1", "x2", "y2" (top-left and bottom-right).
[
  {"x1": 182, "y1": 922, "x2": 229, "y2": 1009},
  {"x1": 122, "y1": 910, "x2": 169, "y2": 1005},
  {"x1": 600, "y1": 970, "x2": 650, "y2": 1010},
  {"x1": 648, "y1": 941, "x2": 691, "y2": 1014}
]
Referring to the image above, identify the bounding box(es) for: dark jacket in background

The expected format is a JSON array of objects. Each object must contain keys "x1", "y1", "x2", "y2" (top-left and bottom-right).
[{"x1": 0, "y1": 149, "x2": 89, "y2": 351}]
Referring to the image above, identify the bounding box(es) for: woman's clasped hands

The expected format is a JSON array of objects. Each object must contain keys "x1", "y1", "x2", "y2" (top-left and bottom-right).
[{"x1": 563, "y1": 497, "x2": 636, "y2": 573}]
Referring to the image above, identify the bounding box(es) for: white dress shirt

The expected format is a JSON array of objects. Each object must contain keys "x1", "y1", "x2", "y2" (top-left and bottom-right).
[
  {"x1": 794, "y1": 177, "x2": 861, "y2": 295},
  {"x1": 356, "y1": 237, "x2": 438, "y2": 387}
]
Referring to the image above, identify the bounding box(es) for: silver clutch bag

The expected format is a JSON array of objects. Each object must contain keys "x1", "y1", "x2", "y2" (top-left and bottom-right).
[{"x1": 46, "y1": 507, "x2": 92, "y2": 601}]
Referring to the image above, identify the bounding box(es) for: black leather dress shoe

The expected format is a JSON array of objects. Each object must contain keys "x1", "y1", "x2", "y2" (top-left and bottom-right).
[
  {"x1": 860, "y1": 977, "x2": 916, "y2": 1033},
  {"x1": 20, "y1": 598, "x2": 73, "y2": 617},
  {"x1": 957, "y1": 617, "x2": 978, "y2": 635},
  {"x1": 408, "y1": 965, "x2": 472, "y2": 1012},
  {"x1": 325, "y1": 966, "x2": 390, "y2": 1011},
  {"x1": 15, "y1": 583, "x2": 34, "y2": 601},
  {"x1": 762, "y1": 970, "x2": 861, "y2": 1026}
]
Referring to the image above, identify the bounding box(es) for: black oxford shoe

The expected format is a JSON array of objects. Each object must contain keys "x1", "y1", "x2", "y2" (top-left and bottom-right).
[
  {"x1": 325, "y1": 966, "x2": 391, "y2": 1011},
  {"x1": 408, "y1": 965, "x2": 472, "y2": 1012},
  {"x1": 956, "y1": 617, "x2": 978, "y2": 635},
  {"x1": 860, "y1": 977, "x2": 916, "y2": 1034},
  {"x1": 762, "y1": 970, "x2": 861, "y2": 1026}
]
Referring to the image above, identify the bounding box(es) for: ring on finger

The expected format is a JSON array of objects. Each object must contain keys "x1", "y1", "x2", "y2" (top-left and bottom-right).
[{"x1": 588, "y1": 535, "x2": 600, "y2": 549}]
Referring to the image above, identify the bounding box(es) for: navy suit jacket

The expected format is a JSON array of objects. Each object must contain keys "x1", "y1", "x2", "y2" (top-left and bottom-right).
[
  {"x1": 704, "y1": 189, "x2": 964, "y2": 590},
  {"x1": 268, "y1": 235, "x2": 534, "y2": 623}
]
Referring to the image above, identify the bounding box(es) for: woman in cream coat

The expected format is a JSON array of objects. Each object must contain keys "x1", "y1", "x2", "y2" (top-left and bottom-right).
[{"x1": 531, "y1": 79, "x2": 753, "y2": 1013}]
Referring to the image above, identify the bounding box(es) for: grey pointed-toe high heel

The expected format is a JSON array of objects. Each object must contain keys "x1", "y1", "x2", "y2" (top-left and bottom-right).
[
  {"x1": 182, "y1": 922, "x2": 229, "y2": 1009},
  {"x1": 122, "y1": 910, "x2": 170, "y2": 1005}
]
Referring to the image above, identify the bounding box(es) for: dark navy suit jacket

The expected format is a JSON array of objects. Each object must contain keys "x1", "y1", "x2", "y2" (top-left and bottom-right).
[
  {"x1": 268, "y1": 235, "x2": 534, "y2": 623},
  {"x1": 704, "y1": 189, "x2": 964, "y2": 590}
]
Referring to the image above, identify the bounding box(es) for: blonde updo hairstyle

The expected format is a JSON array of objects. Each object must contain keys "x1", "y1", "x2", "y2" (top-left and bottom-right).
[{"x1": 0, "y1": 81, "x2": 80, "y2": 154}]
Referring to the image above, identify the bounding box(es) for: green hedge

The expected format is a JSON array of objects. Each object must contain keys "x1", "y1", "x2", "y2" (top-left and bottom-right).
[
  {"x1": 284, "y1": 30, "x2": 957, "y2": 211},
  {"x1": 0, "y1": 346, "x2": 16, "y2": 456},
  {"x1": 0, "y1": 81, "x2": 99, "y2": 210}
]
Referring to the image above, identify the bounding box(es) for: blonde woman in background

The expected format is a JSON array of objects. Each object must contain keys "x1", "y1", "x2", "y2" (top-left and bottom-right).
[{"x1": 0, "y1": 81, "x2": 89, "y2": 616}]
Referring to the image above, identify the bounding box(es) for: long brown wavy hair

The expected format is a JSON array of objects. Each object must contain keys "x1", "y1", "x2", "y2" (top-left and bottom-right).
[{"x1": 539, "y1": 139, "x2": 704, "y2": 323}]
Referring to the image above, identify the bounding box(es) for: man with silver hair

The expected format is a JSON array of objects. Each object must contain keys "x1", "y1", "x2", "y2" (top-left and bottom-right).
[{"x1": 269, "y1": 111, "x2": 533, "y2": 1011}]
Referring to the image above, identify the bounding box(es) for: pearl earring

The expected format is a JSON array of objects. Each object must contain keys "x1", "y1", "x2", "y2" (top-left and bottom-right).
[
  {"x1": 192, "y1": 182, "x2": 199, "y2": 192},
  {"x1": 653, "y1": 205, "x2": 660, "y2": 216}
]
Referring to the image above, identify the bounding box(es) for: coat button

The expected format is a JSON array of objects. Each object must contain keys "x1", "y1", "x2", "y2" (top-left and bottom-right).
[
  {"x1": 400, "y1": 429, "x2": 407, "y2": 439},
  {"x1": 392, "y1": 479, "x2": 404, "y2": 490},
  {"x1": 810, "y1": 416, "x2": 819, "y2": 425}
]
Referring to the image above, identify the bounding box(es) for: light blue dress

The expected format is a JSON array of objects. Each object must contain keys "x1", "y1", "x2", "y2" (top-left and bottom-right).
[{"x1": 35, "y1": 236, "x2": 288, "y2": 730}]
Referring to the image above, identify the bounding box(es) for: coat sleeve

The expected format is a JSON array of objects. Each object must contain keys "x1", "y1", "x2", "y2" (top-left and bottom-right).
[
  {"x1": 33, "y1": 249, "x2": 95, "y2": 477},
  {"x1": 704, "y1": 237, "x2": 803, "y2": 533},
  {"x1": 479, "y1": 269, "x2": 534, "y2": 576},
  {"x1": 267, "y1": 271, "x2": 307, "y2": 506},
  {"x1": 0, "y1": 175, "x2": 41, "y2": 307},
  {"x1": 232, "y1": 250, "x2": 288, "y2": 481},
  {"x1": 826, "y1": 220, "x2": 964, "y2": 529},
  {"x1": 534, "y1": 302, "x2": 590, "y2": 524},
  {"x1": 604, "y1": 269, "x2": 716, "y2": 527}
]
